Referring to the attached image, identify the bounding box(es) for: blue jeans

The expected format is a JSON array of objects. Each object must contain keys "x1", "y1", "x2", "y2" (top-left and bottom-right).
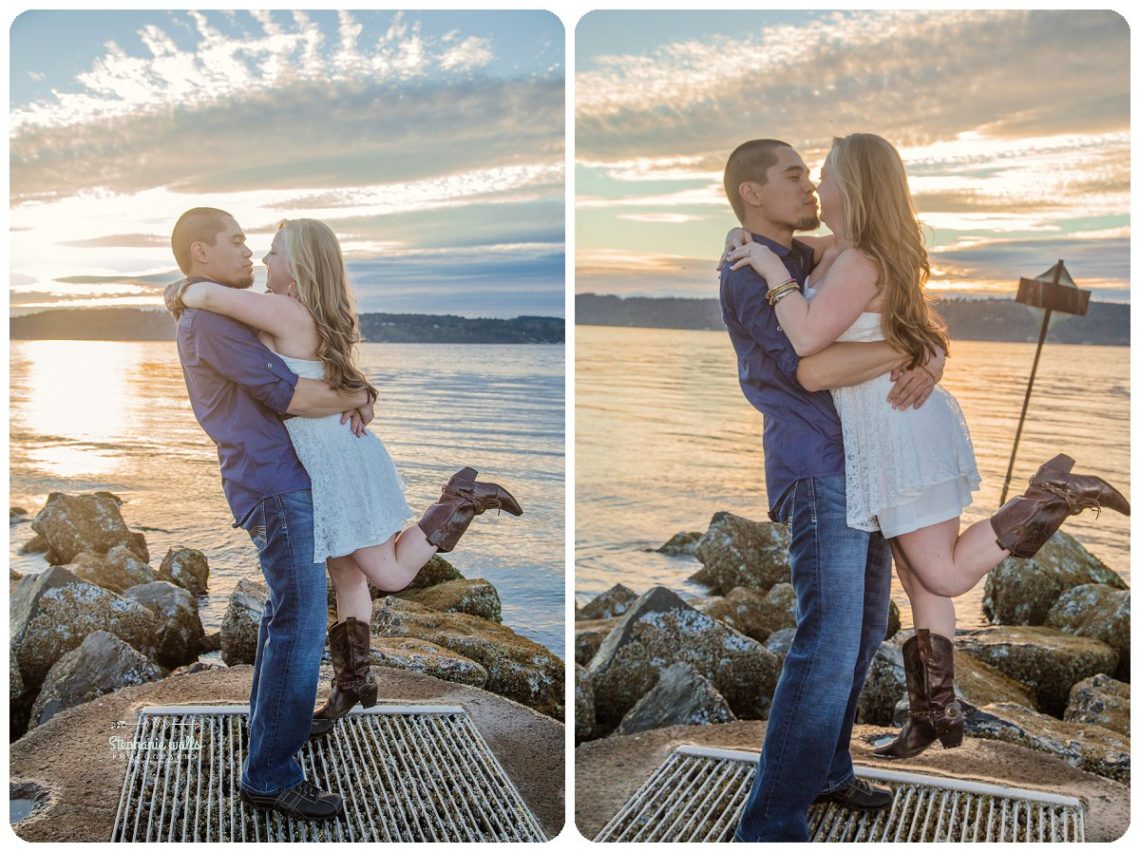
[
  {"x1": 239, "y1": 490, "x2": 328, "y2": 794},
  {"x1": 734, "y1": 475, "x2": 892, "y2": 842}
]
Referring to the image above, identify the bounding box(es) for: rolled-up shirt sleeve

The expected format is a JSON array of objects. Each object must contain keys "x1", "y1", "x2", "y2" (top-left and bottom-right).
[
  {"x1": 725, "y1": 268, "x2": 801, "y2": 382},
  {"x1": 183, "y1": 310, "x2": 299, "y2": 414}
]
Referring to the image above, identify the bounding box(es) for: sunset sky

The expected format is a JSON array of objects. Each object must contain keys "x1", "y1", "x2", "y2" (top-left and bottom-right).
[
  {"x1": 9, "y1": 10, "x2": 564, "y2": 317},
  {"x1": 576, "y1": 9, "x2": 1130, "y2": 303}
]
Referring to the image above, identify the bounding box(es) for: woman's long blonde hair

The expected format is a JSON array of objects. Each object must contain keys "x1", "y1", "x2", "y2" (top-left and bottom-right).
[
  {"x1": 277, "y1": 218, "x2": 377, "y2": 401},
  {"x1": 827, "y1": 133, "x2": 948, "y2": 369}
]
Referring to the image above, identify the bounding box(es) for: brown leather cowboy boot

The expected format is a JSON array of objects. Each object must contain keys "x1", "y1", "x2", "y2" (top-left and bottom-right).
[
  {"x1": 991, "y1": 454, "x2": 1130, "y2": 559},
  {"x1": 874, "y1": 629, "x2": 963, "y2": 760},
  {"x1": 310, "y1": 617, "x2": 377, "y2": 737},
  {"x1": 416, "y1": 466, "x2": 523, "y2": 553}
]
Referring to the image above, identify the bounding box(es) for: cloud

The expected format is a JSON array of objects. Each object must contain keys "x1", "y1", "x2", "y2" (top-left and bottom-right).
[
  {"x1": 577, "y1": 10, "x2": 1128, "y2": 165},
  {"x1": 618, "y1": 213, "x2": 705, "y2": 224},
  {"x1": 575, "y1": 232, "x2": 1130, "y2": 303},
  {"x1": 11, "y1": 12, "x2": 562, "y2": 204},
  {"x1": 53, "y1": 272, "x2": 176, "y2": 287},
  {"x1": 439, "y1": 36, "x2": 494, "y2": 72},
  {"x1": 57, "y1": 234, "x2": 172, "y2": 248}
]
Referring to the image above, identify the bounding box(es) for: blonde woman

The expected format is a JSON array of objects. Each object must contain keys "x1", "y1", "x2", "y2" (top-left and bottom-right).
[
  {"x1": 725, "y1": 133, "x2": 1128, "y2": 759},
  {"x1": 174, "y1": 218, "x2": 521, "y2": 733}
]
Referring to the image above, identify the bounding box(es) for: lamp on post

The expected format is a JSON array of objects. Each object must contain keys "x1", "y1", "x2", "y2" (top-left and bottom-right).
[{"x1": 999, "y1": 260, "x2": 1090, "y2": 503}]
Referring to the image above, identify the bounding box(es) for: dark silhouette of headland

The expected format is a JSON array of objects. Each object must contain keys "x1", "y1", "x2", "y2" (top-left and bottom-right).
[
  {"x1": 575, "y1": 294, "x2": 1128, "y2": 346},
  {"x1": 10, "y1": 308, "x2": 564, "y2": 344}
]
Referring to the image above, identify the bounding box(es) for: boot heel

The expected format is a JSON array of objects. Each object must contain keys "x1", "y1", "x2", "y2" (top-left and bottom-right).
[
  {"x1": 1040, "y1": 454, "x2": 1075, "y2": 475},
  {"x1": 939, "y1": 727, "x2": 963, "y2": 749},
  {"x1": 360, "y1": 680, "x2": 378, "y2": 708}
]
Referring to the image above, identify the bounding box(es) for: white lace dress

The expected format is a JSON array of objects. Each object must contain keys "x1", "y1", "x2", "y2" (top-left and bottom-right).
[
  {"x1": 278, "y1": 353, "x2": 412, "y2": 562},
  {"x1": 819, "y1": 297, "x2": 981, "y2": 538}
]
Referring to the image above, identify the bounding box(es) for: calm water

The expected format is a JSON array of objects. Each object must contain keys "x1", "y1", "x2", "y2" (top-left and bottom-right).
[
  {"x1": 576, "y1": 325, "x2": 1130, "y2": 630},
  {"x1": 10, "y1": 340, "x2": 565, "y2": 659}
]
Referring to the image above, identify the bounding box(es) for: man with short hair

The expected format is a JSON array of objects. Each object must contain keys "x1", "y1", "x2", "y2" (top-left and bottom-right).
[
  {"x1": 719, "y1": 141, "x2": 944, "y2": 841},
  {"x1": 166, "y1": 207, "x2": 370, "y2": 820}
]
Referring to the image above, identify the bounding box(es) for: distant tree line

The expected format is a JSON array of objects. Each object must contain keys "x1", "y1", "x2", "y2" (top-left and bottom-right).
[
  {"x1": 575, "y1": 294, "x2": 1129, "y2": 346},
  {"x1": 9, "y1": 308, "x2": 564, "y2": 344}
]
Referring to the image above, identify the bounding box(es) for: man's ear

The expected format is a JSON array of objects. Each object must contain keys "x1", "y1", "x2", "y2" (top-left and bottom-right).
[
  {"x1": 190, "y1": 240, "x2": 209, "y2": 265},
  {"x1": 738, "y1": 181, "x2": 762, "y2": 208}
]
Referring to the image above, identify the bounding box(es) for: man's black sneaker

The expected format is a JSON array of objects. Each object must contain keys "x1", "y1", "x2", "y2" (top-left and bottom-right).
[
  {"x1": 812, "y1": 777, "x2": 893, "y2": 811},
  {"x1": 239, "y1": 779, "x2": 343, "y2": 820},
  {"x1": 309, "y1": 717, "x2": 335, "y2": 739}
]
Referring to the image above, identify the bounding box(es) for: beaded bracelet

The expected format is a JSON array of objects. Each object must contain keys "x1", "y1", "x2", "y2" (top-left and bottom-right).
[{"x1": 766, "y1": 279, "x2": 798, "y2": 306}]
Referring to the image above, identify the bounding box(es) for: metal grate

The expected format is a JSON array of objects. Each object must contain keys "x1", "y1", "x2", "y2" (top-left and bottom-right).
[
  {"x1": 594, "y1": 745, "x2": 1085, "y2": 842},
  {"x1": 111, "y1": 704, "x2": 546, "y2": 842}
]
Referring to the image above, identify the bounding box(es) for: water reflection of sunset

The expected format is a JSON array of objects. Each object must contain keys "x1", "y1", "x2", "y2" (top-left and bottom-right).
[{"x1": 13, "y1": 340, "x2": 137, "y2": 478}]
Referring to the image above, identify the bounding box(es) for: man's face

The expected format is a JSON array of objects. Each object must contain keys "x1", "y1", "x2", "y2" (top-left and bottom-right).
[
  {"x1": 753, "y1": 146, "x2": 820, "y2": 231},
  {"x1": 197, "y1": 216, "x2": 254, "y2": 288}
]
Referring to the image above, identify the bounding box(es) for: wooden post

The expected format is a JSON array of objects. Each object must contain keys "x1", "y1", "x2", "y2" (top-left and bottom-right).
[
  {"x1": 1000, "y1": 307, "x2": 1053, "y2": 504},
  {"x1": 1000, "y1": 261, "x2": 1066, "y2": 504}
]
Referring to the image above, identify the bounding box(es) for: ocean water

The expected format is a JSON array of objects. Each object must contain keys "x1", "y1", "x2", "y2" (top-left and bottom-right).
[
  {"x1": 576, "y1": 325, "x2": 1130, "y2": 630},
  {"x1": 9, "y1": 340, "x2": 565, "y2": 659}
]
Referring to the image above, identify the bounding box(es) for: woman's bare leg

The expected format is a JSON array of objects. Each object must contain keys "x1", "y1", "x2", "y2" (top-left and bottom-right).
[
  {"x1": 349, "y1": 526, "x2": 439, "y2": 594},
  {"x1": 893, "y1": 516, "x2": 1009, "y2": 598},
  {"x1": 327, "y1": 556, "x2": 371, "y2": 623},
  {"x1": 891, "y1": 541, "x2": 956, "y2": 639}
]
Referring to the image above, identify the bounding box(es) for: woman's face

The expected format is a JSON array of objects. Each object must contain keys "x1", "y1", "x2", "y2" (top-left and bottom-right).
[
  {"x1": 816, "y1": 161, "x2": 844, "y2": 234},
  {"x1": 263, "y1": 230, "x2": 294, "y2": 295}
]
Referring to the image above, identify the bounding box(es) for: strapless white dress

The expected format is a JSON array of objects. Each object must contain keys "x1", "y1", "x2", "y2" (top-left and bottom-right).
[
  {"x1": 810, "y1": 290, "x2": 981, "y2": 538},
  {"x1": 278, "y1": 353, "x2": 412, "y2": 562}
]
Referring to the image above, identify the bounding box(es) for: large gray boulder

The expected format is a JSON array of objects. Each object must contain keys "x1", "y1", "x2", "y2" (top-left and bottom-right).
[
  {"x1": 373, "y1": 597, "x2": 564, "y2": 721},
  {"x1": 587, "y1": 586, "x2": 778, "y2": 735},
  {"x1": 158, "y1": 547, "x2": 210, "y2": 596},
  {"x1": 328, "y1": 554, "x2": 463, "y2": 608},
  {"x1": 956, "y1": 626, "x2": 1119, "y2": 717},
  {"x1": 578, "y1": 584, "x2": 638, "y2": 621},
  {"x1": 616, "y1": 663, "x2": 736, "y2": 736},
  {"x1": 10, "y1": 566, "x2": 158, "y2": 692},
  {"x1": 858, "y1": 633, "x2": 1036, "y2": 727},
  {"x1": 765, "y1": 628, "x2": 796, "y2": 672},
  {"x1": 367, "y1": 636, "x2": 488, "y2": 687},
  {"x1": 396, "y1": 578, "x2": 502, "y2": 622},
  {"x1": 575, "y1": 664, "x2": 597, "y2": 745},
  {"x1": 575, "y1": 617, "x2": 619, "y2": 667},
  {"x1": 1045, "y1": 584, "x2": 1129, "y2": 681},
  {"x1": 122, "y1": 581, "x2": 204, "y2": 669},
  {"x1": 967, "y1": 701, "x2": 1130, "y2": 783},
  {"x1": 18, "y1": 533, "x2": 53, "y2": 557},
  {"x1": 68, "y1": 545, "x2": 156, "y2": 594},
  {"x1": 696, "y1": 585, "x2": 796, "y2": 643},
  {"x1": 885, "y1": 600, "x2": 901, "y2": 640},
  {"x1": 10, "y1": 651, "x2": 32, "y2": 740},
  {"x1": 30, "y1": 492, "x2": 145, "y2": 565},
  {"x1": 656, "y1": 531, "x2": 703, "y2": 556},
  {"x1": 406, "y1": 554, "x2": 464, "y2": 590},
  {"x1": 1065, "y1": 674, "x2": 1129, "y2": 737},
  {"x1": 220, "y1": 578, "x2": 267, "y2": 666},
  {"x1": 690, "y1": 512, "x2": 790, "y2": 595},
  {"x1": 983, "y1": 531, "x2": 1126, "y2": 626},
  {"x1": 29, "y1": 631, "x2": 162, "y2": 729}
]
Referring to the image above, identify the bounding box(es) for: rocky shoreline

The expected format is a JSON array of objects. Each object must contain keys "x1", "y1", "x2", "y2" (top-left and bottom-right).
[
  {"x1": 11, "y1": 491, "x2": 565, "y2": 746},
  {"x1": 576, "y1": 512, "x2": 1131, "y2": 788}
]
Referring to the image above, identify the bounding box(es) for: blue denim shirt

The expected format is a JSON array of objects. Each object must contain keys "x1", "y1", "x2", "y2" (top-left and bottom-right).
[
  {"x1": 719, "y1": 233, "x2": 845, "y2": 515},
  {"x1": 175, "y1": 291, "x2": 310, "y2": 525}
]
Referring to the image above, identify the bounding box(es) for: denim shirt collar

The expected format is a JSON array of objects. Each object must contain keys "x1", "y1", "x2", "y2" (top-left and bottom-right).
[{"x1": 748, "y1": 232, "x2": 814, "y2": 277}]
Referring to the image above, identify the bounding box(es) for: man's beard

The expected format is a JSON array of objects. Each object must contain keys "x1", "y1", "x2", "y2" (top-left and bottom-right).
[{"x1": 795, "y1": 213, "x2": 821, "y2": 231}]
